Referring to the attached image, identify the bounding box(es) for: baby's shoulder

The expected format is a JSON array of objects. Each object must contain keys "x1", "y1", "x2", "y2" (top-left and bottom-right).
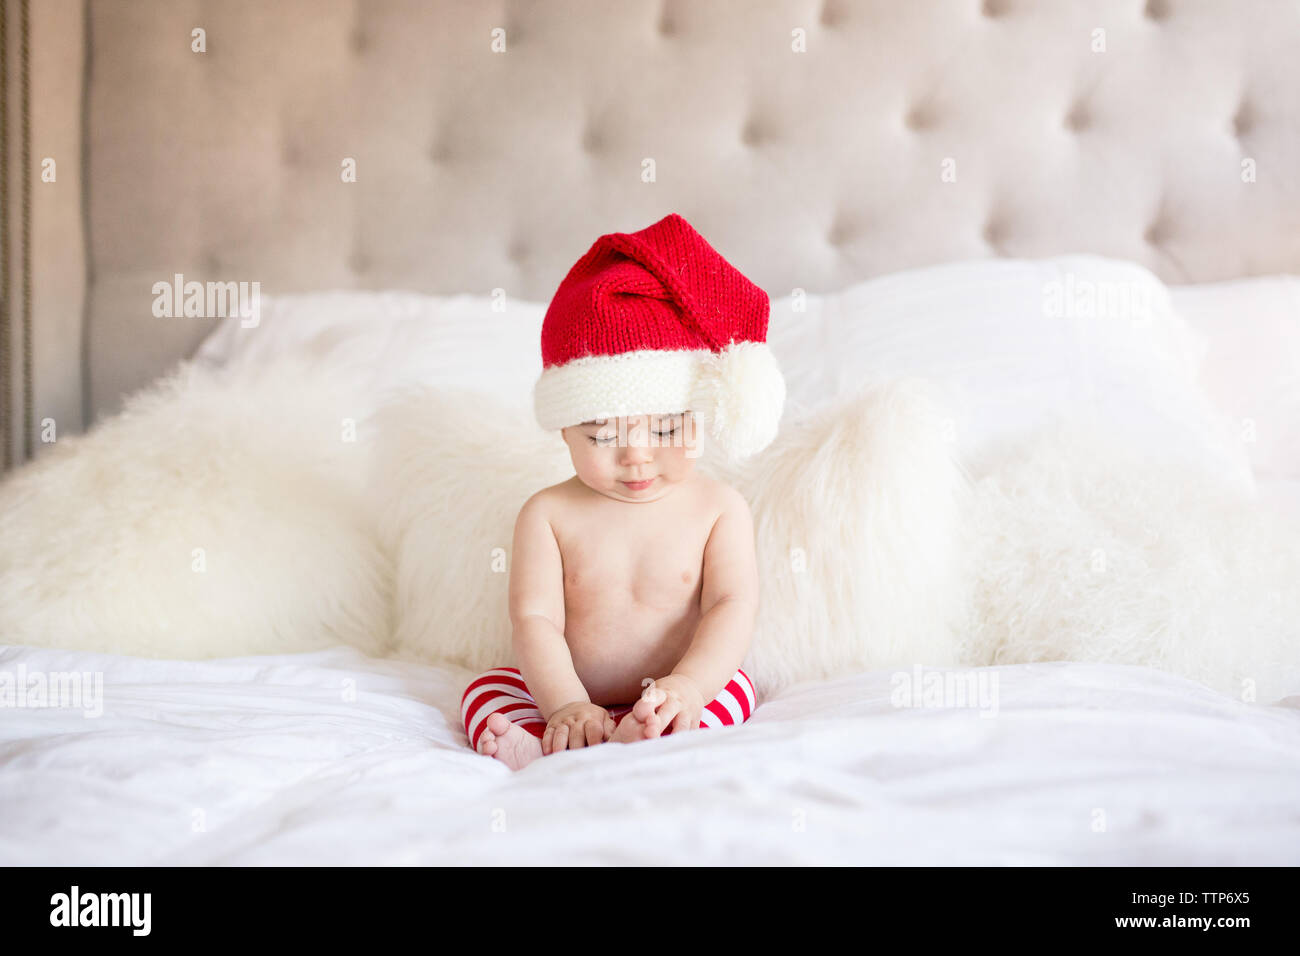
[{"x1": 517, "y1": 476, "x2": 586, "y2": 521}]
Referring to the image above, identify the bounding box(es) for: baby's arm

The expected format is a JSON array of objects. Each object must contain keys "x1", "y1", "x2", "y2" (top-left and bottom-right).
[
  {"x1": 668, "y1": 485, "x2": 760, "y2": 705},
  {"x1": 508, "y1": 494, "x2": 591, "y2": 719}
]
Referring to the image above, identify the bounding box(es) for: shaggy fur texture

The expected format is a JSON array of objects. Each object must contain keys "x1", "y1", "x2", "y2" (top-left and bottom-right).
[
  {"x1": 701, "y1": 378, "x2": 974, "y2": 697},
  {"x1": 0, "y1": 356, "x2": 394, "y2": 658},
  {"x1": 960, "y1": 415, "x2": 1300, "y2": 703},
  {"x1": 370, "y1": 388, "x2": 574, "y2": 671}
]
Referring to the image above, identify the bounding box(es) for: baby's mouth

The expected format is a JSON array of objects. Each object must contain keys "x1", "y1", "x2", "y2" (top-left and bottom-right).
[{"x1": 620, "y1": 477, "x2": 656, "y2": 490}]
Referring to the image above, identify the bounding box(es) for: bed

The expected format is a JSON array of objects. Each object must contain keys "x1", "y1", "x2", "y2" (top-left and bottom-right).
[
  {"x1": 3, "y1": 647, "x2": 1298, "y2": 866},
  {"x1": 2, "y1": 0, "x2": 1299, "y2": 867}
]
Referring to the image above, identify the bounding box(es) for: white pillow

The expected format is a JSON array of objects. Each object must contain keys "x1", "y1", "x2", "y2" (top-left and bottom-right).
[
  {"x1": 195, "y1": 290, "x2": 546, "y2": 414},
  {"x1": 1168, "y1": 275, "x2": 1300, "y2": 480},
  {"x1": 768, "y1": 256, "x2": 1255, "y2": 495}
]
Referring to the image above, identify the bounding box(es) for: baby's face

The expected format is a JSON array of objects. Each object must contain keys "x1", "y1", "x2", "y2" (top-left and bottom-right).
[{"x1": 562, "y1": 412, "x2": 698, "y2": 503}]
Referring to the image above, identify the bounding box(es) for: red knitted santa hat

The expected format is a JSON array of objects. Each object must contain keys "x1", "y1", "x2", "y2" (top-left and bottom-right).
[{"x1": 534, "y1": 213, "x2": 786, "y2": 459}]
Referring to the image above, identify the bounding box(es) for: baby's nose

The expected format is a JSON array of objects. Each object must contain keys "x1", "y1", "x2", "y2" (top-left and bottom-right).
[{"x1": 618, "y1": 441, "x2": 654, "y2": 463}]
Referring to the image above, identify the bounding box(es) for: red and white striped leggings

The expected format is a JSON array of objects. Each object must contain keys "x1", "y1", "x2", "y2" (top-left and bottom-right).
[{"x1": 461, "y1": 667, "x2": 757, "y2": 752}]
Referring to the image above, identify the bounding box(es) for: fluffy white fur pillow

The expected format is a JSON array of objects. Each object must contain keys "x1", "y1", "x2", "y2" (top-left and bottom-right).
[
  {"x1": 0, "y1": 356, "x2": 394, "y2": 658},
  {"x1": 726, "y1": 378, "x2": 973, "y2": 694},
  {"x1": 960, "y1": 416, "x2": 1300, "y2": 704},
  {"x1": 372, "y1": 378, "x2": 972, "y2": 700},
  {"x1": 370, "y1": 389, "x2": 573, "y2": 673}
]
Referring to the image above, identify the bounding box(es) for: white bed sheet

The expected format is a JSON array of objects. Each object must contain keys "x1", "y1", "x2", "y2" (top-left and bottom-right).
[{"x1": 2, "y1": 643, "x2": 1297, "y2": 866}]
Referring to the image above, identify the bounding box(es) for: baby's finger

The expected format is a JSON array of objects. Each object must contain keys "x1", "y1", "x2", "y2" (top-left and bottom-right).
[
  {"x1": 569, "y1": 719, "x2": 593, "y2": 748},
  {"x1": 672, "y1": 710, "x2": 694, "y2": 734},
  {"x1": 553, "y1": 723, "x2": 570, "y2": 752},
  {"x1": 648, "y1": 701, "x2": 681, "y2": 738},
  {"x1": 584, "y1": 719, "x2": 603, "y2": 747},
  {"x1": 541, "y1": 724, "x2": 554, "y2": 756}
]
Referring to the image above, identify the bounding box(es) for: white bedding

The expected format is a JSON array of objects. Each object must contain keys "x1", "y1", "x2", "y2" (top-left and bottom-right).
[{"x1": 2, "y1": 643, "x2": 1298, "y2": 866}]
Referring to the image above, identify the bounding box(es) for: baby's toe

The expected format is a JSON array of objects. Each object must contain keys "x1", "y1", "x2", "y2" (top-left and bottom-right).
[{"x1": 485, "y1": 712, "x2": 515, "y2": 735}]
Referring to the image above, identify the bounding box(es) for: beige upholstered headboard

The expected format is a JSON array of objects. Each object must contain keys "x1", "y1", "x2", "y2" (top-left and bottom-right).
[{"x1": 8, "y1": 0, "x2": 1300, "y2": 459}]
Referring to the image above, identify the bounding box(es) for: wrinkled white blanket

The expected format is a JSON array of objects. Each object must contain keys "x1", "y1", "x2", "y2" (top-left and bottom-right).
[{"x1": 2, "y1": 644, "x2": 1297, "y2": 865}]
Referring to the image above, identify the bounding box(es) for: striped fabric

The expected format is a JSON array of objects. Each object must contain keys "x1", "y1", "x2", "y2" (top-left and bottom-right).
[{"x1": 461, "y1": 666, "x2": 757, "y2": 753}]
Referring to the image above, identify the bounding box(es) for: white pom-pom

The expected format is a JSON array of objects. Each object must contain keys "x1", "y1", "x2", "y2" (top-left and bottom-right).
[{"x1": 692, "y1": 340, "x2": 786, "y2": 460}]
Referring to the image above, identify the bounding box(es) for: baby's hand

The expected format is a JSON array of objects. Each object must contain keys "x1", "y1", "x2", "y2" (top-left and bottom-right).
[
  {"x1": 639, "y1": 675, "x2": 706, "y2": 737},
  {"x1": 542, "y1": 701, "x2": 616, "y2": 755}
]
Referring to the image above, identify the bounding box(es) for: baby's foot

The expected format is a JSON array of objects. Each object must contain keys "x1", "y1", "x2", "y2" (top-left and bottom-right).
[
  {"x1": 477, "y1": 712, "x2": 543, "y2": 770},
  {"x1": 610, "y1": 682, "x2": 668, "y2": 744}
]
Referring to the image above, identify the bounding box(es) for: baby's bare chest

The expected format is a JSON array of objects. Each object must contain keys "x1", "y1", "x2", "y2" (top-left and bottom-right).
[{"x1": 556, "y1": 514, "x2": 712, "y2": 612}]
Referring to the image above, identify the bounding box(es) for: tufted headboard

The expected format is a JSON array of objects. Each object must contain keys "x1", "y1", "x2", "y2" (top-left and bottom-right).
[{"x1": 13, "y1": 0, "x2": 1300, "y2": 446}]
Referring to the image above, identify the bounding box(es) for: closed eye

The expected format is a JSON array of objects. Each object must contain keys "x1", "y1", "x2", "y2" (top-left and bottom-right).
[{"x1": 588, "y1": 427, "x2": 676, "y2": 445}]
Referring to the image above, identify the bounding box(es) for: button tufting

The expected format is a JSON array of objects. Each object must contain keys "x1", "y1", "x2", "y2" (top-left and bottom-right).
[
  {"x1": 349, "y1": 29, "x2": 367, "y2": 55},
  {"x1": 982, "y1": 219, "x2": 1004, "y2": 246},
  {"x1": 1144, "y1": 0, "x2": 1170, "y2": 21},
  {"x1": 1232, "y1": 101, "x2": 1253, "y2": 138},
  {"x1": 904, "y1": 105, "x2": 936, "y2": 130},
  {"x1": 1064, "y1": 103, "x2": 1089, "y2": 131},
  {"x1": 507, "y1": 239, "x2": 529, "y2": 263},
  {"x1": 827, "y1": 217, "x2": 853, "y2": 246},
  {"x1": 819, "y1": 1, "x2": 842, "y2": 28},
  {"x1": 741, "y1": 118, "x2": 764, "y2": 146},
  {"x1": 1143, "y1": 221, "x2": 1164, "y2": 245},
  {"x1": 581, "y1": 124, "x2": 604, "y2": 153},
  {"x1": 348, "y1": 251, "x2": 370, "y2": 273},
  {"x1": 982, "y1": 0, "x2": 1011, "y2": 18}
]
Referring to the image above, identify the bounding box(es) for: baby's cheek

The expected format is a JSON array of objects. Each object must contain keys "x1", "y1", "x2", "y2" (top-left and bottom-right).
[
  {"x1": 660, "y1": 448, "x2": 694, "y2": 479},
  {"x1": 586, "y1": 455, "x2": 617, "y2": 485}
]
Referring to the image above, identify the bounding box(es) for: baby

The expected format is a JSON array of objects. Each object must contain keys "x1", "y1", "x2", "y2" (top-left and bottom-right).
[{"x1": 460, "y1": 213, "x2": 786, "y2": 770}]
